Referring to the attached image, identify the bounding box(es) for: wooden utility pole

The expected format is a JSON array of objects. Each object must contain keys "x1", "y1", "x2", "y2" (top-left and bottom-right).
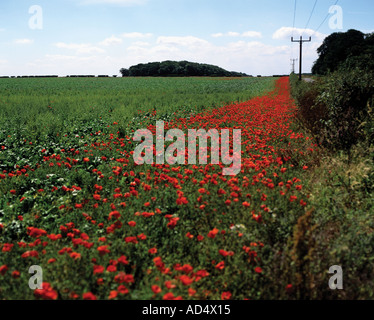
[
  {"x1": 290, "y1": 58, "x2": 298, "y2": 74},
  {"x1": 291, "y1": 36, "x2": 311, "y2": 80}
]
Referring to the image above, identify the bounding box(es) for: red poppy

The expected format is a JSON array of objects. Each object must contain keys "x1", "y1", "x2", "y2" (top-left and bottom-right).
[
  {"x1": 0, "y1": 265, "x2": 8, "y2": 275},
  {"x1": 34, "y1": 282, "x2": 58, "y2": 300},
  {"x1": 221, "y1": 291, "x2": 232, "y2": 300},
  {"x1": 207, "y1": 228, "x2": 219, "y2": 239},
  {"x1": 97, "y1": 245, "x2": 110, "y2": 256},
  {"x1": 254, "y1": 267, "x2": 263, "y2": 274},
  {"x1": 215, "y1": 261, "x2": 225, "y2": 270},
  {"x1": 82, "y1": 292, "x2": 97, "y2": 300},
  {"x1": 151, "y1": 285, "x2": 162, "y2": 294}
]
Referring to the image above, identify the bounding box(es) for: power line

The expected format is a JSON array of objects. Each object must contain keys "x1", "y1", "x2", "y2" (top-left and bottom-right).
[
  {"x1": 291, "y1": 0, "x2": 297, "y2": 39},
  {"x1": 290, "y1": 0, "x2": 298, "y2": 63},
  {"x1": 303, "y1": 0, "x2": 339, "y2": 73},
  {"x1": 303, "y1": 0, "x2": 318, "y2": 33},
  {"x1": 302, "y1": 0, "x2": 320, "y2": 59},
  {"x1": 314, "y1": 0, "x2": 339, "y2": 33}
]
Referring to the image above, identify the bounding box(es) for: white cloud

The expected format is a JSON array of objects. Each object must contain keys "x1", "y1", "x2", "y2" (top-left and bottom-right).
[
  {"x1": 157, "y1": 36, "x2": 210, "y2": 47},
  {"x1": 211, "y1": 31, "x2": 262, "y2": 38},
  {"x1": 227, "y1": 32, "x2": 240, "y2": 37},
  {"x1": 14, "y1": 39, "x2": 34, "y2": 45},
  {"x1": 272, "y1": 27, "x2": 327, "y2": 42},
  {"x1": 122, "y1": 32, "x2": 153, "y2": 38},
  {"x1": 211, "y1": 33, "x2": 224, "y2": 38},
  {"x1": 100, "y1": 35, "x2": 123, "y2": 46},
  {"x1": 78, "y1": 0, "x2": 147, "y2": 6},
  {"x1": 55, "y1": 42, "x2": 105, "y2": 54},
  {"x1": 242, "y1": 31, "x2": 262, "y2": 38},
  {"x1": 131, "y1": 41, "x2": 151, "y2": 46}
]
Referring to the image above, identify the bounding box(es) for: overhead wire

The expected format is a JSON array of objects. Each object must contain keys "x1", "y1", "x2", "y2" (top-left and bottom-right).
[
  {"x1": 300, "y1": 0, "x2": 319, "y2": 71},
  {"x1": 290, "y1": 0, "x2": 298, "y2": 70},
  {"x1": 303, "y1": 0, "x2": 318, "y2": 35},
  {"x1": 291, "y1": 0, "x2": 297, "y2": 39},
  {"x1": 303, "y1": 0, "x2": 340, "y2": 72},
  {"x1": 314, "y1": 0, "x2": 340, "y2": 34}
]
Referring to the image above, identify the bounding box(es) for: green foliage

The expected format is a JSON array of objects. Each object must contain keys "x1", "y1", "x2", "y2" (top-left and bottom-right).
[
  {"x1": 290, "y1": 73, "x2": 327, "y2": 144},
  {"x1": 312, "y1": 29, "x2": 372, "y2": 75},
  {"x1": 289, "y1": 148, "x2": 374, "y2": 299},
  {"x1": 0, "y1": 77, "x2": 271, "y2": 142},
  {"x1": 120, "y1": 60, "x2": 248, "y2": 77},
  {"x1": 315, "y1": 67, "x2": 374, "y2": 152},
  {"x1": 291, "y1": 62, "x2": 374, "y2": 154}
]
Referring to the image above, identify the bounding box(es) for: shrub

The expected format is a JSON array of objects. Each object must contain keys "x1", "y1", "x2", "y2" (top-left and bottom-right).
[
  {"x1": 290, "y1": 61, "x2": 374, "y2": 156},
  {"x1": 289, "y1": 73, "x2": 327, "y2": 146},
  {"x1": 315, "y1": 66, "x2": 374, "y2": 154}
]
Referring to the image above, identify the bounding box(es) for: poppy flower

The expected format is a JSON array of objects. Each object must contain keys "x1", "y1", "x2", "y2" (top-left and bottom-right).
[
  {"x1": 118, "y1": 285, "x2": 129, "y2": 295},
  {"x1": 180, "y1": 275, "x2": 194, "y2": 286},
  {"x1": 0, "y1": 265, "x2": 8, "y2": 275},
  {"x1": 215, "y1": 261, "x2": 225, "y2": 270},
  {"x1": 108, "y1": 290, "x2": 118, "y2": 299},
  {"x1": 151, "y1": 285, "x2": 161, "y2": 294},
  {"x1": 221, "y1": 291, "x2": 232, "y2": 300},
  {"x1": 93, "y1": 265, "x2": 104, "y2": 274},
  {"x1": 128, "y1": 221, "x2": 136, "y2": 227},
  {"x1": 254, "y1": 267, "x2": 263, "y2": 274},
  {"x1": 148, "y1": 248, "x2": 157, "y2": 254},
  {"x1": 11, "y1": 270, "x2": 20, "y2": 278},
  {"x1": 163, "y1": 292, "x2": 175, "y2": 300},
  {"x1": 34, "y1": 283, "x2": 58, "y2": 300},
  {"x1": 207, "y1": 228, "x2": 219, "y2": 239},
  {"x1": 83, "y1": 292, "x2": 97, "y2": 300},
  {"x1": 97, "y1": 245, "x2": 110, "y2": 256}
]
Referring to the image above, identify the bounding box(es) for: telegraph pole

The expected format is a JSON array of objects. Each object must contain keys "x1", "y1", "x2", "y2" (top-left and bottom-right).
[
  {"x1": 291, "y1": 36, "x2": 311, "y2": 80},
  {"x1": 290, "y1": 58, "x2": 298, "y2": 74}
]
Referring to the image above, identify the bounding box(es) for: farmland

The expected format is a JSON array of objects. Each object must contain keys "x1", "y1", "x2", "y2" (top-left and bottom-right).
[{"x1": 0, "y1": 76, "x2": 373, "y2": 300}]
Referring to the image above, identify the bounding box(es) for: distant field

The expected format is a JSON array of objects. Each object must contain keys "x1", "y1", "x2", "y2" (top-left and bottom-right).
[{"x1": 0, "y1": 77, "x2": 275, "y2": 139}]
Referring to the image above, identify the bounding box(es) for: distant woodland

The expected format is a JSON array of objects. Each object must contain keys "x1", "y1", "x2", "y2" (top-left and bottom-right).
[{"x1": 120, "y1": 60, "x2": 249, "y2": 77}]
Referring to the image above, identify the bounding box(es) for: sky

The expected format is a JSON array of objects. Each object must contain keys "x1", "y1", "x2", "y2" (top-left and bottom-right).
[{"x1": 0, "y1": 0, "x2": 373, "y2": 76}]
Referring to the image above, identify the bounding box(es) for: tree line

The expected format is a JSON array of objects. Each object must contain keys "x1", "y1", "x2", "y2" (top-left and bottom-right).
[
  {"x1": 312, "y1": 29, "x2": 374, "y2": 75},
  {"x1": 120, "y1": 60, "x2": 248, "y2": 77}
]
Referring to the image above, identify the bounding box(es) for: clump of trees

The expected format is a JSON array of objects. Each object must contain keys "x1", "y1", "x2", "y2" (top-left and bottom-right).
[
  {"x1": 120, "y1": 60, "x2": 248, "y2": 77},
  {"x1": 312, "y1": 29, "x2": 374, "y2": 75},
  {"x1": 292, "y1": 29, "x2": 374, "y2": 156}
]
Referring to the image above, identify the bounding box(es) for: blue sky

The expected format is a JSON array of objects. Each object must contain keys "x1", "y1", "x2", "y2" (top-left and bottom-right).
[{"x1": 0, "y1": 0, "x2": 373, "y2": 76}]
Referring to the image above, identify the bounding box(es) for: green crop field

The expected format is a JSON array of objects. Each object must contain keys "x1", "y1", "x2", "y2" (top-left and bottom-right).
[
  {"x1": 0, "y1": 76, "x2": 275, "y2": 173},
  {"x1": 0, "y1": 77, "x2": 274, "y2": 140},
  {"x1": 0, "y1": 76, "x2": 373, "y2": 301}
]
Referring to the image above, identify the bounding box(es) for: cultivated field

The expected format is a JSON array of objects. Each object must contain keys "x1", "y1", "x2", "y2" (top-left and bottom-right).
[{"x1": 0, "y1": 76, "x2": 372, "y2": 300}]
